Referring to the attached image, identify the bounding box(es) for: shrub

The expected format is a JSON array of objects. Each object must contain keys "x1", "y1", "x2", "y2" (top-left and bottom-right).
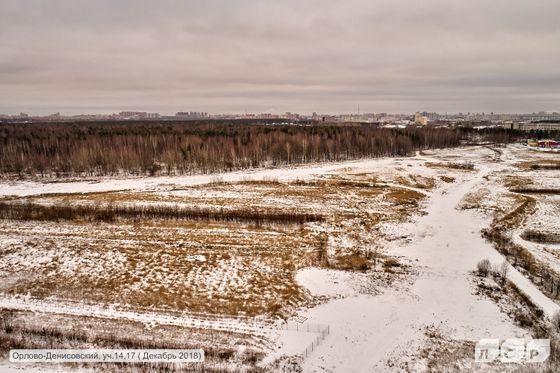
[
  {"x1": 0, "y1": 201, "x2": 323, "y2": 225},
  {"x1": 493, "y1": 261, "x2": 509, "y2": 283},
  {"x1": 0, "y1": 310, "x2": 15, "y2": 334},
  {"x1": 334, "y1": 253, "x2": 370, "y2": 271},
  {"x1": 514, "y1": 311, "x2": 533, "y2": 328},
  {"x1": 476, "y1": 259, "x2": 491, "y2": 277},
  {"x1": 383, "y1": 258, "x2": 400, "y2": 269},
  {"x1": 552, "y1": 311, "x2": 560, "y2": 333}
]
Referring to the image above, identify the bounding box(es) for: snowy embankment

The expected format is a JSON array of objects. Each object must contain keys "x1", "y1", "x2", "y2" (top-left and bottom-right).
[{"x1": 506, "y1": 266, "x2": 559, "y2": 317}]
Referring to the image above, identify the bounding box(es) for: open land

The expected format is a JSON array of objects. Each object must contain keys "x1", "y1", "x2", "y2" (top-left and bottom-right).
[{"x1": 1, "y1": 144, "x2": 559, "y2": 372}]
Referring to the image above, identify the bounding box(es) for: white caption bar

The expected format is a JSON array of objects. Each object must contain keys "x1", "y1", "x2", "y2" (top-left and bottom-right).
[{"x1": 10, "y1": 349, "x2": 204, "y2": 363}]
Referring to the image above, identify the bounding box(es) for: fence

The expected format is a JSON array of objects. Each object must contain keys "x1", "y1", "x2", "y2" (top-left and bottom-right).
[{"x1": 281, "y1": 320, "x2": 331, "y2": 358}]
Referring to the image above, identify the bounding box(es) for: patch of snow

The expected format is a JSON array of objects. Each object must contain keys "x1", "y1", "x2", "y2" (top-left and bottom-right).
[
  {"x1": 296, "y1": 268, "x2": 362, "y2": 298},
  {"x1": 186, "y1": 255, "x2": 206, "y2": 262}
]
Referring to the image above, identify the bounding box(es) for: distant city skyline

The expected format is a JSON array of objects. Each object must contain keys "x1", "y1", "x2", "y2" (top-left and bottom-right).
[
  {"x1": 3, "y1": 106, "x2": 560, "y2": 119},
  {"x1": 1, "y1": 0, "x2": 559, "y2": 115},
  {"x1": 3, "y1": 109, "x2": 559, "y2": 118}
]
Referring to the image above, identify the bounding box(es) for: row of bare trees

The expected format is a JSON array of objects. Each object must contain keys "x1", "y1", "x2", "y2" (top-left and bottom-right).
[
  {"x1": 0, "y1": 201, "x2": 323, "y2": 225},
  {"x1": 0, "y1": 121, "x2": 519, "y2": 178}
]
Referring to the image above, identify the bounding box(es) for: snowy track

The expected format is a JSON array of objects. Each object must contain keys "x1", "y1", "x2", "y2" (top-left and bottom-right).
[{"x1": 298, "y1": 148, "x2": 559, "y2": 372}]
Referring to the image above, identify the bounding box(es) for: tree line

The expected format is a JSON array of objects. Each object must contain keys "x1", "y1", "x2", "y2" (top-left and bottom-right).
[
  {"x1": 0, "y1": 201, "x2": 323, "y2": 225},
  {"x1": 0, "y1": 120, "x2": 522, "y2": 178}
]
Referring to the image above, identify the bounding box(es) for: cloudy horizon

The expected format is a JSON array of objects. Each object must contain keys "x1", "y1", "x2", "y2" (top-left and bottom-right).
[{"x1": 1, "y1": 0, "x2": 559, "y2": 115}]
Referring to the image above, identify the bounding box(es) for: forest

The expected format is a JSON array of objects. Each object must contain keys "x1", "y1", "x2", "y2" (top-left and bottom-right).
[{"x1": 0, "y1": 120, "x2": 524, "y2": 178}]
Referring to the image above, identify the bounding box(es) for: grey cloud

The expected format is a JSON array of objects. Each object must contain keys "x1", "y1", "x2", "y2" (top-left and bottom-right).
[{"x1": 0, "y1": 0, "x2": 559, "y2": 114}]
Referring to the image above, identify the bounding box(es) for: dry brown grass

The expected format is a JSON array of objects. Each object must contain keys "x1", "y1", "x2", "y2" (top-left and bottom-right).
[
  {"x1": 385, "y1": 189, "x2": 425, "y2": 205},
  {"x1": 414, "y1": 337, "x2": 475, "y2": 373},
  {"x1": 510, "y1": 188, "x2": 560, "y2": 195},
  {"x1": 439, "y1": 175, "x2": 455, "y2": 183},
  {"x1": 0, "y1": 309, "x2": 268, "y2": 371},
  {"x1": 521, "y1": 230, "x2": 560, "y2": 244},
  {"x1": 0, "y1": 218, "x2": 321, "y2": 317},
  {"x1": 384, "y1": 257, "x2": 400, "y2": 266},
  {"x1": 425, "y1": 161, "x2": 476, "y2": 171},
  {"x1": 0, "y1": 172, "x2": 426, "y2": 318},
  {"x1": 331, "y1": 252, "x2": 371, "y2": 271},
  {"x1": 459, "y1": 188, "x2": 492, "y2": 210},
  {"x1": 503, "y1": 175, "x2": 533, "y2": 189},
  {"x1": 516, "y1": 159, "x2": 560, "y2": 170},
  {"x1": 481, "y1": 193, "x2": 544, "y2": 292},
  {"x1": 395, "y1": 174, "x2": 436, "y2": 189},
  {"x1": 497, "y1": 194, "x2": 536, "y2": 230}
]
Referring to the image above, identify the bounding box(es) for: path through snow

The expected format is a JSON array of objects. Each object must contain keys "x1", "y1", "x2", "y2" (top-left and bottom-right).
[{"x1": 298, "y1": 157, "x2": 557, "y2": 372}]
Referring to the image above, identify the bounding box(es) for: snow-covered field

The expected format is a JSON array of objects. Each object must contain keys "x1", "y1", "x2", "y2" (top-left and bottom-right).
[
  {"x1": 1, "y1": 144, "x2": 558, "y2": 371},
  {"x1": 291, "y1": 145, "x2": 559, "y2": 372}
]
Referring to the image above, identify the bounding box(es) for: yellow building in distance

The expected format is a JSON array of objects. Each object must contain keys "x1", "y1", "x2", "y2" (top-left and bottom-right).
[{"x1": 414, "y1": 112, "x2": 428, "y2": 125}]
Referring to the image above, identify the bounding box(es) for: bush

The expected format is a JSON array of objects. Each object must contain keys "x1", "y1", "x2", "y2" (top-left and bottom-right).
[
  {"x1": 551, "y1": 311, "x2": 560, "y2": 333},
  {"x1": 0, "y1": 310, "x2": 15, "y2": 334},
  {"x1": 334, "y1": 253, "x2": 370, "y2": 271},
  {"x1": 0, "y1": 201, "x2": 323, "y2": 225},
  {"x1": 476, "y1": 259, "x2": 491, "y2": 277},
  {"x1": 493, "y1": 261, "x2": 509, "y2": 283},
  {"x1": 514, "y1": 311, "x2": 533, "y2": 328}
]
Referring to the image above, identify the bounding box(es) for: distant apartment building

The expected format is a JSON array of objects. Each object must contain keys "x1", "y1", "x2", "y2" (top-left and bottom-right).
[
  {"x1": 256, "y1": 113, "x2": 278, "y2": 119},
  {"x1": 175, "y1": 112, "x2": 208, "y2": 119},
  {"x1": 119, "y1": 111, "x2": 146, "y2": 118},
  {"x1": 511, "y1": 122, "x2": 560, "y2": 131},
  {"x1": 467, "y1": 112, "x2": 560, "y2": 122},
  {"x1": 118, "y1": 111, "x2": 159, "y2": 119}
]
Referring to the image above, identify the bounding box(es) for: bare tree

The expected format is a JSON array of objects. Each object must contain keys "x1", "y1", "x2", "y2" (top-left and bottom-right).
[{"x1": 476, "y1": 259, "x2": 491, "y2": 277}]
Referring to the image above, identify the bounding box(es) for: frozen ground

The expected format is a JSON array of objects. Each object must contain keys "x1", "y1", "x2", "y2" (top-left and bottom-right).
[
  {"x1": 1, "y1": 144, "x2": 558, "y2": 372},
  {"x1": 292, "y1": 145, "x2": 558, "y2": 372}
]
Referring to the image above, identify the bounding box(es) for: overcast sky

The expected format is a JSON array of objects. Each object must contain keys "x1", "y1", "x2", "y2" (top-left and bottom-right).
[{"x1": 1, "y1": 0, "x2": 559, "y2": 115}]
